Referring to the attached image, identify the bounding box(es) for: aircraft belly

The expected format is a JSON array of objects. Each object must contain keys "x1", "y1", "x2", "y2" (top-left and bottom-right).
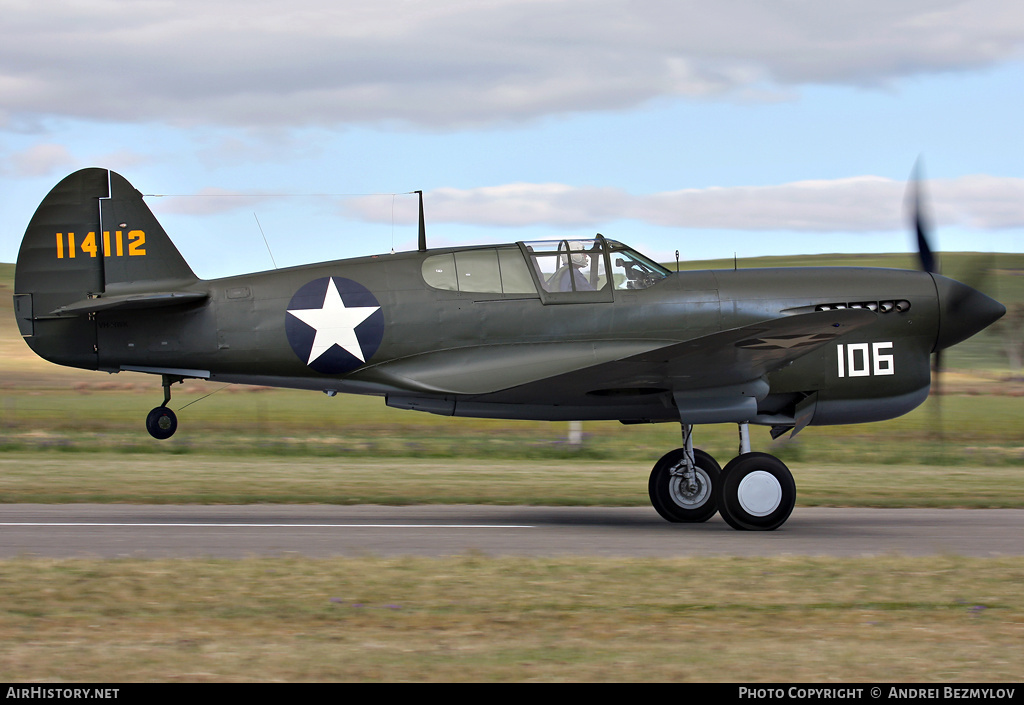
[{"x1": 386, "y1": 396, "x2": 680, "y2": 422}]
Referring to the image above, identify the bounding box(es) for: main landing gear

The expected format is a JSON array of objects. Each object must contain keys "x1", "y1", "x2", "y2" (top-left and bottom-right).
[
  {"x1": 145, "y1": 375, "x2": 182, "y2": 440},
  {"x1": 647, "y1": 423, "x2": 796, "y2": 531}
]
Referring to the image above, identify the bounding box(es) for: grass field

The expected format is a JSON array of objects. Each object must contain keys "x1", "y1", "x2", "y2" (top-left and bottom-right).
[
  {"x1": 2, "y1": 255, "x2": 1023, "y2": 682},
  {"x1": 2, "y1": 450, "x2": 1024, "y2": 507},
  {"x1": 1, "y1": 555, "x2": 1021, "y2": 682}
]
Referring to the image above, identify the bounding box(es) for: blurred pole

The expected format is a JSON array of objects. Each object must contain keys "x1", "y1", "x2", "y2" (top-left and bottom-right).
[{"x1": 568, "y1": 420, "x2": 583, "y2": 446}]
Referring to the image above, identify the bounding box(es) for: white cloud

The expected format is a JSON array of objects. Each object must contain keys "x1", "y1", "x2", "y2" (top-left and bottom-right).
[
  {"x1": 345, "y1": 175, "x2": 1024, "y2": 232},
  {"x1": 92, "y1": 149, "x2": 152, "y2": 172},
  {"x1": 1, "y1": 1, "x2": 1021, "y2": 129},
  {"x1": 6, "y1": 143, "x2": 76, "y2": 177}
]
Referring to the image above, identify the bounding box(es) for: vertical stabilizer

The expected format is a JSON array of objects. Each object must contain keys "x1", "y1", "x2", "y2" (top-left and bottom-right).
[
  {"x1": 15, "y1": 168, "x2": 198, "y2": 309},
  {"x1": 14, "y1": 168, "x2": 200, "y2": 369}
]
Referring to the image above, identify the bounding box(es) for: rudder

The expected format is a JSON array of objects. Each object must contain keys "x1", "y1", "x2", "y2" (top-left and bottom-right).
[{"x1": 99, "y1": 170, "x2": 197, "y2": 287}]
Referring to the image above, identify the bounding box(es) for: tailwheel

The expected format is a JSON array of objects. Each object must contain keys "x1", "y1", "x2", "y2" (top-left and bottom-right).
[
  {"x1": 146, "y1": 373, "x2": 182, "y2": 440},
  {"x1": 648, "y1": 448, "x2": 721, "y2": 523},
  {"x1": 145, "y1": 406, "x2": 178, "y2": 440},
  {"x1": 717, "y1": 452, "x2": 795, "y2": 531}
]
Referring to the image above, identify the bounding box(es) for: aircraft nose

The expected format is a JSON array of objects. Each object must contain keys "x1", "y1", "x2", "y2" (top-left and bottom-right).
[{"x1": 932, "y1": 273, "x2": 1006, "y2": 351}]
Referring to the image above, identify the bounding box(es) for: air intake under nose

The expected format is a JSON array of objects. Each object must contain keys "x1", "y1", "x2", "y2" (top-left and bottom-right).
[{"x1": 931, "y1": 273, "x2": 1006, "y2": 352}]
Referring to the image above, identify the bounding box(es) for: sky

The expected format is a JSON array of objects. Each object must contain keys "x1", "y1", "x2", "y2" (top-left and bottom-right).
[{"x1": 2, "y1": 0, "x2": 1023, "y2": 279}]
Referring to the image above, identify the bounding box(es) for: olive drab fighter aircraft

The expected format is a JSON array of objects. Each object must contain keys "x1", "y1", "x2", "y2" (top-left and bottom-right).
[{"x1": 13, "y1": 168, "x2": 1006, "y2": 530}]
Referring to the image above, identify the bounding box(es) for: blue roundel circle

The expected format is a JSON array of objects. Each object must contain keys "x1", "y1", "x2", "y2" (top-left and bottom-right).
[{"x1": 284, "y1": 277, "x2": 385, "y2": 375}]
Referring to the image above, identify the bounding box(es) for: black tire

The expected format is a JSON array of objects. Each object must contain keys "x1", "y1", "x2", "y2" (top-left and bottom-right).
[
  {"x1": 145, "y1": 406, "x2": 177, "y2": 440},
  {"x1": 716, "y1": 452, "x2": 796, "y2": 531},
  {"x1": 648, "y1": 448, "x2": 721, "y2": 523}
]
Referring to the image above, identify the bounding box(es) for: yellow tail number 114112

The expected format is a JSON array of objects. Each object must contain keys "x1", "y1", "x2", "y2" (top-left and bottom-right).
[{"x1": 55, "y1": 230, "x2": 146, "y2": 259}]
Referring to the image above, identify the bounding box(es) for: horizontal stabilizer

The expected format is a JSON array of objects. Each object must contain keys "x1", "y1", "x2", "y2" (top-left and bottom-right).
[{"x1": 47, "y1": 291, "x2": 209, "y2": 316}]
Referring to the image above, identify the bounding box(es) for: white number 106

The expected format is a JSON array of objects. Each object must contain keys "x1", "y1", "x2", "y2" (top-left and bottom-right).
[{"x1": 837, "y1": 342, "x2": 894, "y2": 377}]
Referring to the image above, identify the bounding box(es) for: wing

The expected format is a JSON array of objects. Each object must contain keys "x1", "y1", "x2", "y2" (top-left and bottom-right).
[
  {"x1": 366, "y1": 339, "x2": 677, "y2": 395},
  {"x1": 368, "y1": 308, "x2": 876, "y2": 398},
  {"x1": 611, "y1": 308, "x2": 878, "y2": 390}
]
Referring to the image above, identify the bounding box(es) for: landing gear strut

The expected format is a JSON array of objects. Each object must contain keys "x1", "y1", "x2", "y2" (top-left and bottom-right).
[
  {"x1": 647, "y1": 422, "x2": 796, "y2": 531},
  {"x1": 145, "y1": 375, "x2": 181, "y2": 440}
]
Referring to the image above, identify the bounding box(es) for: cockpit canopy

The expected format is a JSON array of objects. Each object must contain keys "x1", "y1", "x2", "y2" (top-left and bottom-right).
[
  {"x1": 420, "y1": 235, "x2": 669, "y2": 303},
  {"x1": 522, "y1": 237, "x2": 669, "y2": 294}
]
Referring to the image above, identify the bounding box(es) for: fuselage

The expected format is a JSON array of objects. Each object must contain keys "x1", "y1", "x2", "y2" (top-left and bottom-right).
[{"x1": 29, "y1": 239, "x2": 1000, "y2": 429}]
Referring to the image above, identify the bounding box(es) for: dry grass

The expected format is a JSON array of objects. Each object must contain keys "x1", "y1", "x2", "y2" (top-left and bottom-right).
[{"x1": 0, "y1": 555, "x2": 1021, "y2": 682}]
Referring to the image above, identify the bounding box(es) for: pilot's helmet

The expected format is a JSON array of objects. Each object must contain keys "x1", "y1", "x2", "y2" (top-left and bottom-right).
[{"x1": 568, "y1": 241, "x2": 590, "y2": 267}]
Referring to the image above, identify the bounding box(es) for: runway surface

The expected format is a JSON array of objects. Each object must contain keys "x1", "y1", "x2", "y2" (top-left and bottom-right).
[{"x1": 1, "y1": 505, "x2": 1022, "y2": 558}]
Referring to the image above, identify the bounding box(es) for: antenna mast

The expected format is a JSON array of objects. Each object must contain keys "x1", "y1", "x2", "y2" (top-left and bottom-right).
[{"x1": 415, "y1": 190, "x2": 426, "y2": 252}]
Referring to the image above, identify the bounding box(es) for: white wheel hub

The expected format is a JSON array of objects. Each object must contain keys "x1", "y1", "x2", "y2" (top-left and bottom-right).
[{"x1": 736, "y1": 470, "x2": 782, "y2": 517}]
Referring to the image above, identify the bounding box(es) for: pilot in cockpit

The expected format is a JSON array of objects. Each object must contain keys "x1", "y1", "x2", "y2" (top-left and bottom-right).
[{"x1": 555, "y1": 242, "x2": 595, "y2": 292}]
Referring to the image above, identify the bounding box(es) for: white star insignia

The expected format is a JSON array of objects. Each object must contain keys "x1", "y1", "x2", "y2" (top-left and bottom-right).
[{"x1": 287, "y1": 278, "x2": 380, "y2": 365}]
